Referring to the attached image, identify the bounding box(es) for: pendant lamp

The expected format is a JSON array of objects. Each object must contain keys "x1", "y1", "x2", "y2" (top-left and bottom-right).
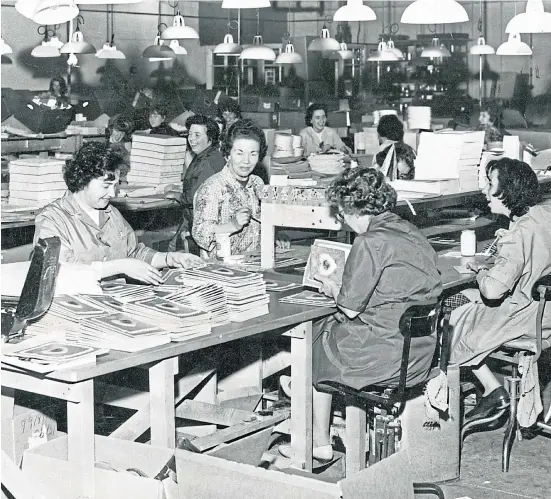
[
  {"x1": 401, "y1": 0, "x2": 468, "y2": 24},
  {"x1": 496, "y1": 33, "x2": 532, "y2": 56},
  {"x1": 308, "y1": 25, "x2": 341, "y2": 52},
  {"x1": 469, "y1": 36, "x2": 494, "y2": 55},
  {"x1": 1, "y1": 38, "x2": 13, "y2": 55},
  {"x1": 31, "y1": 26, "x2": 62, "y2": 58},
  {"x1": 240, "y1": 35, "x2": 276, "y2": 61},
  {"x1": 505, "y1": 0, "x2": 551, "y2": 34},
  {"x1": 214, "y1": 33, "x2": 242, "y2": 55},
  {"x1": 161, "y1": 12, "x2": 199, "y2": 40},
  {"x1": 275, "y1": 40, "x2": 303, "y2": 64},
  {"x1": 75, "y1": 0, "x2": 143, "y2": 3},
  {"x1": 96, "y1": 6, "x2": 125, "y2": 59},
  {"x1": 61, "y1": 19, "x2": 96, "y2": 55},
  {"x1": 143, "y1": 35, "x2": 175, "y2": 61},
  {"x1": 421, "y1": 37, "x2": 451, "y2": 58},
  {"x1": 334, "y1": 0, "x2": 376, "y2": 22},
  {"x1": 222, "y1": 0, "x2": 270, "y2": 8},
  {"x1": 368, "y1": 41, "x2": 400, "y2": 62},
  {"x1": 35, "y1": 1, "x2": 79, "y2": 25},
  {"x1": 169, "y1": 40, "x2": 187, "y2": 55},
  {"x1": 386, "y1": 39, "x2": 404, "y2": 60},
  {"x1": 336, "y1": 42, "x2": 354, "y2": 60}
]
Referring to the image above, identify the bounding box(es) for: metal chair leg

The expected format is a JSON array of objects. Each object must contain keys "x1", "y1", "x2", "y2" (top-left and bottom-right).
[
  {"x1": 502, "y1": 369, "x2": 520, "y2": 472},
  {"x1": 461, "y1": 408, "x2": 507, "y2": 445},
  {"x1": 413, "y1": 482, "x2": 445, "y2": 498}
]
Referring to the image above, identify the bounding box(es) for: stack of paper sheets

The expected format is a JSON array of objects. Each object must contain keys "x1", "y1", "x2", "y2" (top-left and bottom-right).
[
  {"x1": 100, "y1": 282, "x2": 157, "y2": 303},
  {"x1": 8, "y1": 157, "x2": 66, "y2": 206},
  {"x1": 414, "y1": 130, "x2": 485, "y2": 192},
  {"x1": 171, "y1": 264, "x2": 270, "y2": 322},
  {"x1": 279, "y1": 290, "x2": 335, "y2": 308},
  {"x1": 128, "y1": 132, "x2": 186, "y2": 185}
]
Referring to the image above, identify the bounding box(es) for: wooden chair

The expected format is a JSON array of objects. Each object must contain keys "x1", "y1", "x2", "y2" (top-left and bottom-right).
[
  {"x1": 461, "y1": 275, "x2": 551, "y2": 472},
  {"x1": 321, "y1": 299, "x2": 451, "y2": 497}
]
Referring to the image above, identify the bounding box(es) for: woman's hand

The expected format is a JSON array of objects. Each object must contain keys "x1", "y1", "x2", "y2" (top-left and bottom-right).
[
  {"x1": 166, "y1": 252, "x2": 204, "y2": 269},
  {"x1": 466, "y1": 260, "x2": 489, "y2": 274},
  {"x1": 232, "y1": 208, "x2": 252, "y2": 231},
  {"x1": 118, "y1": 259, "x2": 164, "y2": 285},
  {"x1": 494, "y1": 228, "x2": 508, "y2": 239},
  {"x1": 314, "y1": 274, "x2": 339, "y2": 299}
]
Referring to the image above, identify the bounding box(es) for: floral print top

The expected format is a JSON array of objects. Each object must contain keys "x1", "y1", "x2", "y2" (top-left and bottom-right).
[{"x1": 192, "y1": 165, "x2": 264, "y2": 258}]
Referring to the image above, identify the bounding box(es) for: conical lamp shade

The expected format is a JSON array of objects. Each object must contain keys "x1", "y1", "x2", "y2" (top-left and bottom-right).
[
  {"x1": 222, "y1": 0, "x2": 270, "y2": 8},
  {"x1": 240, "y1": 35, "x2": 276, "y2": 61},
  {"x1": 32, "y1": 0, "x2": 79, "y2": 25},
  {"x1": 496, "y1": 33, "x2": 532, "y2": 55},
  {"x1": 1, "y1": 38, "x2": 13, "y2": 55},
  {"x1": 169, "y1": 40, "x2": 187, "y2": 55},
  {"x1": 469, "y1": 36, "x2": 495, "y2": 55},
  {"x1": 334, "y1": 0, "x2": 376, "y2": 22},
  {"x1": 61, "y1": 30, "x2": 96, "y2": 54},
  {"x1": 421, "y1": 38, "x2": 451, "y2": 57},
  {"x1": 96, "y1": 43, "x2": 125, "y2": 59},
  {"x1": 31, "y1": 40, "x2": 61, "y2": 58},
  {"x1": 401, "y1": 0, "x2": 468, "y2": 24},
  {"x1": 336, "y1": 42, "x2": 354, "y2": 60},
  {"x1": 505, "y1": 0, "x2": 551, "y2": 33},
  {"x1": 386, "y1": 39, "x2": 404, "y2": 59},
  {"x1": 367, "y1": 41, "x2": 400, "y2": 61},
  {"x1": 308, "y1": 26, "x2": 340, "y2": 52},
  {"x1": 214, "y1": 33, "x2": 242, "y2": 55},
  {"x1": 143, "y1": 36, "x2": 175, "y2": 60},
  {"x1": 161, "y1": 14, "x2": 199, "y2": 40},
  {"x1": 275, "y1": 41, "x2": 303, "y2": 64}
]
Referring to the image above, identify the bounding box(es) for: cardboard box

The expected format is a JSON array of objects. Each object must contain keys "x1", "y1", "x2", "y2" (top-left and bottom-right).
[
  {"x1": 240, "y1": 95, "x2": 278, "y2": 113},
  {"x1": 278, "y1": 96, "x2": 304, "y2": 111},
  {"x1": 2, "y1": 404, "x2": 58, "y2": 465},
  {"x1": 278, "y1": 111, "x2": 305, "y2": 135},
  {"x1": 242, "y1": 112, "x2": 278, "y2": 129},
  {"x1": 22, "y1": 435, "x2": 176, "y2": 499}
]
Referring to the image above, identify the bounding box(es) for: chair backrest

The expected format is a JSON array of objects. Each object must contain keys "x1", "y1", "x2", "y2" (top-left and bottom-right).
[
  {"x1": 531, "y1": 274, "x2": 550, "y2": 361},
  {"x1": 532, "y1": 274, "x2": 551, "y2": 301}
]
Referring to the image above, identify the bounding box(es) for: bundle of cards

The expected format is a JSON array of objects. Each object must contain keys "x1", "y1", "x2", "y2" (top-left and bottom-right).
[
  {"x1": 303, "y1": 239, "x2": 352, "y2": 290},
  {"x1": 124, "y1": 297, "x2": 211, "y2": 341},
  {"x1": 263, "y1": 278, "x2": 304, "y2": 293},
  {"x1": 164, "y1": 284, "x2": 230, "y2": 326},
  {"x1": 74, "y1": 313, "x2": 171, "y2": 352},
  {"x1": 100, "y1": 282, "x2": 156, "y2": 303},
  {"x1": 279, "y1": 290, "x2": 336, "y2": 308},
  {"x1": 48, "y1": 295, "x2": 107, "y2": 322},
  {"x1": 174, "y1": 264, "x2": 270, "y2": 322},
  {"x1": 1, "y1": 338, "x2": 108, "y2": 373}
]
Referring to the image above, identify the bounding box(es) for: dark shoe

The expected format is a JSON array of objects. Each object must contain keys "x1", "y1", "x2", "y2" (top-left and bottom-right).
[{"x1": 466, "y1": 386, "x2": 510, "y2": 420}]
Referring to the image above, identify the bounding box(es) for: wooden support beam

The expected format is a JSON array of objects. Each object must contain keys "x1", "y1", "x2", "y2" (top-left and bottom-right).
[{"x1": 176, "y1": 400, "x2": 255, "y2": 426}]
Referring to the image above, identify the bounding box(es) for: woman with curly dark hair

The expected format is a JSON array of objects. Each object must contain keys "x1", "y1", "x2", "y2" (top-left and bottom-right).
[
  {"x1": 279, "y1": 167, "x2": 442, "y2": 462},
  {"x1": 299, "y1": 103, "x2": 352, "y2": 156},
  {"x1": 106, "y1": 114, "x2": 134, "y2": 182},
  {"x1": 374, "y1": 115, "x2": 417, "y2": 179},
  {"x1": 33, "y1": 142, "x2": 203, "y2": 284},
  {"x1": 448, "y1": 158, "x2": 551, "y2": 421},
  {"x1": 192, "y1": 119, "x2": 276, "y2": 258}
]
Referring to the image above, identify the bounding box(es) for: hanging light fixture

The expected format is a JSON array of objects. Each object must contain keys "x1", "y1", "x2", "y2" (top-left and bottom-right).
[
  {"x1": 143, "y1": 33, "x2": 176, "y2": 61},
  {"x1": 386, "y1": 39, "x2": 404, "y2": 60},
  {"x1": 368, "y1": 41, "x2": 400, "y2": 62},
  {"x1": 496, "y1": 32, "x2": 532, "y2": 56},
  {"x1": 61, "y1": 16, "x2": 96, "y2": 54},
  {"x1": 96, "y1": 6, "x2": 125, "y2": 59},
  {"x1": 31, "y1": 25, "x2": 62, "y2": 58},
  {"x1": 506, "y1": 0, "x2": 551, "y2": 34},
  {"x1": 336, "y1": 42, "x2": 354, "y2": 60},
  {"x1": 1, "y1": 37, "x2": 13, "y2": 56},
  {"x1": 401, "y1": 0, "x2": 468, "y2": 24},
  {"x1": 214, "y1": 33, "x2": 242, "y2": 55},
  {"x1": 161, "y1": 1, "x2": 199, "y2": 40},
  {"x1": 421, "y1": 37, "x2": 451, "y2": 58},
  {"x1": 16, "y1": 0, "x2": 79, "y2": 25},
  {"x1": 469, "y1": 0, "x2": 495, "y2": 107},
  {"x1": 334, "y1": 0, "x2": 376, "y2": 22},
  {"x1": 222, "y1": 0, "x2": 270, "y2": 8},
  {"x1": 275, "y1": 40, "x2": 303, "y2": 64},
  {"x1": 469, "y1": 36, "x2": 494, "y2": 56},
  {"x1": 239, "y1": 9, "x2": 276, "y2": 60},
  {"x1": 308, "y1": 24, "x2": 341, "y2": 52},
  {"x1": 169, "y1": 40, "x2": 188, "y2": 55}
]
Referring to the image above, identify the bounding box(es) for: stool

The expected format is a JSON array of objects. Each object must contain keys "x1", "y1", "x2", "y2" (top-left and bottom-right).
[
  {"x1": 321, "y1": 300, "x2": 451, "y2": 489},
  {"x1": 461, "y1": 275, "x2": 551, "y2": 472}
]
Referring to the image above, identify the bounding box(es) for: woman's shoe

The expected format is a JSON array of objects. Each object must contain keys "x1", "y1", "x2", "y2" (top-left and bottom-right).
[
  {"x1": 279, "y1": 375, "x2": 292, "y2": 399},
  {"x1": 278, "y1": 444, "x2": 334, "y2": 464},
  {"x1": 465, "y1": 386, "x2": 510, "y2": 420}
]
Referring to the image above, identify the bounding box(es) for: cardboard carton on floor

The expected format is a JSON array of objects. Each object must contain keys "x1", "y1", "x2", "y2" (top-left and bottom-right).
[
  {"x1": 1, "y1": 404, "x2": 58, "y2": 465},
  {"x1": 22, "y1": 435, "x2": 176, "y2": 499}
]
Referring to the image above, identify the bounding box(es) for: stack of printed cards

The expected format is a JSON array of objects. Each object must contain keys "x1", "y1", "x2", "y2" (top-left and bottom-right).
[
  {"x1": 100, "y1": 282, "x2": 156, "y2": 303},
  {"x1": 164, "y1": 284, "x2": 230, "y2": 326},
  {"x1": 74, "y1": 313, "x2": 172, "y2": 352},
  {"x1": 303, "y1": 240, "x2": 352, "y2": 290},
  {"x1": 124, "y1": 297, "x2": 211, "y2": 340},
  {"x1": 173, "y1": 264, "x2": 270, "y2": 322},
  {"x1": 1, "y1": 338, "x2": 108, "y2": 373},
  {"x1": 263, "y1": 278, "x2": 303, "y2": 293},
  {"x1": 279, "y1": 290, "x2": 336, "y2": 308}
]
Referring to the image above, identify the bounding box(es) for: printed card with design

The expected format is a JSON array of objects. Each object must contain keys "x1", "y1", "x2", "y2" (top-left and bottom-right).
[
  {"x1": 131, "y1": 297, "x2": 205, "y2": 320},
  {"x1": 279, "y1": 290, "x2": 336, "y2": 307},
  {"x1": 5, "y1": 341, "x2": 99, "y2": 362},
  {"x1": 82, "y1": 313, "x2": 166, "y2": 337},
  {"x1": 303, "y1": 240, "x2": 352, "y2": 290},
  {"x1": 264, "y1": 279, "x2": 304, "y2": 293}
]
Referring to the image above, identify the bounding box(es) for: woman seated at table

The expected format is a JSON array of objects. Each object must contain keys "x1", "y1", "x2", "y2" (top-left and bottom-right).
[
  {"x1": 373, "y1": 114, "x2": 416, "y2": 170},
  {"x1": 147, "y1": 102, "x2": 180, "y2": 136},
  {"x1": 299, "y1": 103, "x2": 352, "y2": 156},
  {"x1": 375, "y1": 141, "x2": 416, "y2": 180},
  {"x1": 106, "y1": 114, "x2": 134, "y2": 184},
  {"x1": 448, "y1": 158, "x2": 551, "y2": 420},
  {"x1": 34, "y1": 142, "x2": 202, "y2": 284},
  {"x1": 35, "y1": 76, "x2": 70, "y2": 109},
  {"x1": 279, "y1": 167, "x2": 442, "y2": 462}
]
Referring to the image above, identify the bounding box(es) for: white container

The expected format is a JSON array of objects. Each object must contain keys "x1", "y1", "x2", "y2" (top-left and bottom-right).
[
  {"x1": 460, "y1": 230, "x2": 476, "y2": 257},
  {"x1": 215, "y1": 232, "x2": 232, "y2": 258}
]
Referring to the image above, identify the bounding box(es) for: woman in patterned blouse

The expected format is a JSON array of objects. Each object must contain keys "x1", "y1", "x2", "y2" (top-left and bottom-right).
[{"x1": 192, "y1": 119, "x2": 266, "y2": 258}]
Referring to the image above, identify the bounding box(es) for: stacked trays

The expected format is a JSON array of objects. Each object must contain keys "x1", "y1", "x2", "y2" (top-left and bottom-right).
[
  {"x1": 127, "y1": 132, "x2": 187, "y2": 186},
  {"x1": 308, "y1": 153, "x2": 346, "y2": 175},
  {"x1": 8, "y1": 157, "x2": 66, "y2": 206}
]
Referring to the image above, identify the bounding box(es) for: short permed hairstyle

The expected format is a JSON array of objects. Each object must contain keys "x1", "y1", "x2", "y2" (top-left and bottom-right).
[
  {"x1": 149, "y1": 102, "x2": 169, "y2": 118},
  {"x1": 305, "y1": 103, "x2": 328, "y2": 127},
  {"x1": 375, "y1": 142, "x2": 416, "y2": 180},
  {"x1": 185, "y1": 114, "x2": 220, "y2": 145},
  {"x1": 486, "y1": 158, "x2": 540, "y2": 219},
  {"x1": 326, "y1": 167, "x2": 397, "y2": 217},
  {"x1": 221, "y1": 118, "x2": 268, "y2": 162},
  {"x1": 106, "y1": 114, "x2": 134, "y2": 142},
  {"x1": 377, "y1": 114, "x2": 404, "y2": 142},
  {"x1": 217, "y1": 99, "x2": 242, "y2": 120},
  {"x1": 49, "y1": 76, "x2": 67, "y2": 96},
  {"x1": 63, "y1": 142, "x2": 124, "y2": 193}
]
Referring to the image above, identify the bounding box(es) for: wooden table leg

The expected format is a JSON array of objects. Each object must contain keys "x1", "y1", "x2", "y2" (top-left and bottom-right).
[
  {"x1": 66, "y1": 379, "x2": 95, "y2": 499},
  {"x1": 1, "y1": 387, "x2": 15, "y2": 419},
  {"x1": 288, "y1": 321, "x2": 313, "y2": 471},
  {"x1": 260, "y1": 206, "x2": 276, "y2": 269},
  {"x1": 149, "y1": 358, "x2": 176, "y2": 448}
]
